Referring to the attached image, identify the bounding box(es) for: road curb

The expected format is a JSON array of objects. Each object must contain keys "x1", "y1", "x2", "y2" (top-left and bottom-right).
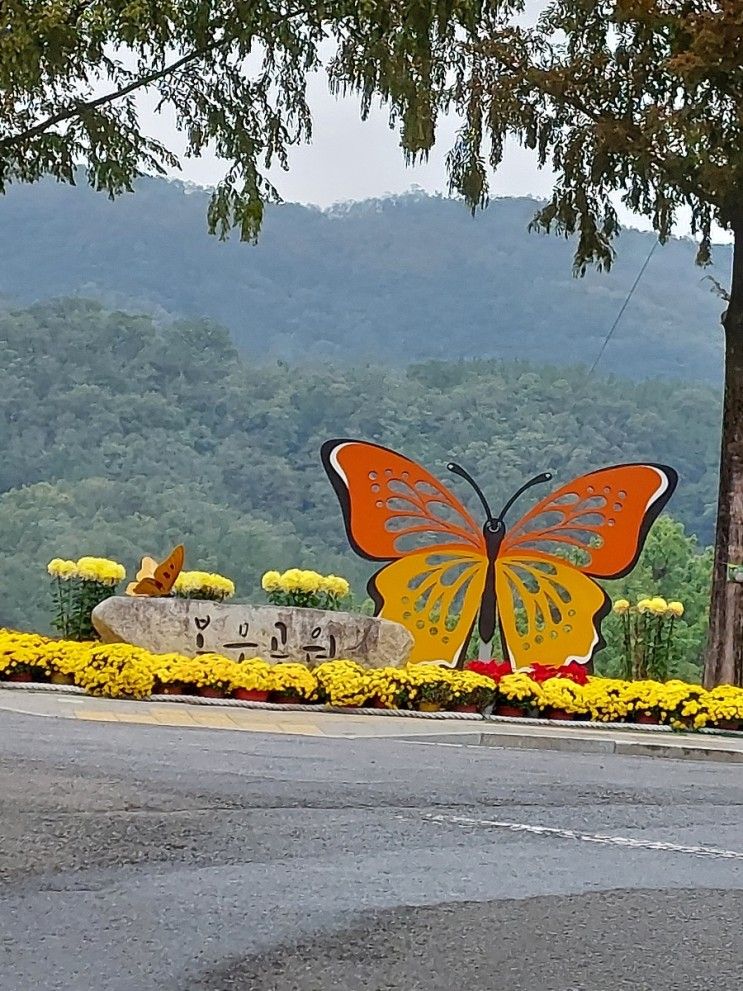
[
  {"x1": 410, "y1": 729, "x2": 743, "y2": 763},
  {"x1": 5, "y1": 682, "x2": 740, "y2": 735},
  {"x1": 613, "y1": 739, "x2": 743, "y2": 763},
  {"x1": 1, "y1": 687, "x2": 742, "y2": 762}
]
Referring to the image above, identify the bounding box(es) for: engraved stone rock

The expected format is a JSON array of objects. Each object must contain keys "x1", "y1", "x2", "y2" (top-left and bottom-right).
[{"x1": 91, "y1": 597, "x2": 412, "y2": 668}]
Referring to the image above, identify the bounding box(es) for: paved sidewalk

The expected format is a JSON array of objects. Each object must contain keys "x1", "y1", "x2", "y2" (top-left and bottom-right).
[{"x1": 1, "y1": 687, "x2": 742, "y2": 763}]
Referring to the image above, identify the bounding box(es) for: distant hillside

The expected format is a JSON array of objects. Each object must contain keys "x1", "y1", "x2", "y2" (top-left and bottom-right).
[
  {"x1": 0, "y1": 299, "x2": 720, "y2": 632},
  {"x1": 0, "y1": 178, "x2": 728, "y2": 381}
]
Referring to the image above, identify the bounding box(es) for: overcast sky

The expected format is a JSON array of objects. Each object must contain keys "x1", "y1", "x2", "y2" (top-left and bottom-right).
[
  {"x1": 133, "y1": 0, "x2": 723, "y2": 240},
  {"x1": 139, "y1": 77, "x2": 559, "y2": 208},
  {"x1": 136, "y1": 0, "x2": 567, "y2": 211},
  {"x1": 140, "y1": 70, "x2": 664, "y2": 234}
]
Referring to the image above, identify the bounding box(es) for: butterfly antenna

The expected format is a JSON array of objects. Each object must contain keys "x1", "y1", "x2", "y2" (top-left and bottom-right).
[
  {"x1": 447, "y1": 462, "x2": 493, "y2": 519},
  {"x1": 498, "y1": 472, "x2": 553, "y2": 520}
]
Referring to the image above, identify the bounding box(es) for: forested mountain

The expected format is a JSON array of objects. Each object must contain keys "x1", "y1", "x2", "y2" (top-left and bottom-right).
[
  {"x1": 0, "y1": 178, "x2": 727, "y2": 382},
  {"x1": 0, "y1": 299, "x2": 720, "y2": 633}
]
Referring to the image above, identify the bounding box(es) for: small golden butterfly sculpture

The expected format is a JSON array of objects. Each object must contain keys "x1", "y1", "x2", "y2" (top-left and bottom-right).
[{"x1": 126, "y1": 545, "x2": 185, "y2": 597}]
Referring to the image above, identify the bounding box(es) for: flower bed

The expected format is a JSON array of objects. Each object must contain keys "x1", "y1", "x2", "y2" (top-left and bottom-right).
[
  {"x1": 173, "y1": 571, "x2": 235, "y2": 601},
  {"x1": 1, "y1": 629, "x2": 742, "y2": 731},
  {"x1": 261, "y1": 568, "x2": 350, "y2": 610}
]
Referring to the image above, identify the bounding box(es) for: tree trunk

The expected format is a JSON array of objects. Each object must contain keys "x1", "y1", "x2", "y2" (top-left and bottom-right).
[{"x1": 703, "y1": 228, "x2": 743, "y2": 687}]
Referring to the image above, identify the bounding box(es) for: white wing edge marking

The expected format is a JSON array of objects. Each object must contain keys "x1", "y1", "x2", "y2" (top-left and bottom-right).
[
  {"x1": 644, "y1": 466, "x2": 670, "y2": 513},
  {"x1": 329, "y1": 442, "x2": 351, "y2": 487}
]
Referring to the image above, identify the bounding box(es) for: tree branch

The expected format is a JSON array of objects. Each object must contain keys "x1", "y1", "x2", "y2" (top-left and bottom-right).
[
  {"x1": 0, "y1": 40, "x2": 224, "y2": 150},
  {"x1": 0, "y1": 0, "x2": 325, "y2": 152},
  {"x1": 472, "y1": 42, "x2": 714, "y2": 207},
  {"x1": 541, "y1": 86, "x2": 709, "y2": 206}
]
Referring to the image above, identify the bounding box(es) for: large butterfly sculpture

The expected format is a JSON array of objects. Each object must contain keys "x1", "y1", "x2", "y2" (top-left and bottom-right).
[
  {"x1": 126, "y1": 545, "x2": 185, "y2": 597},
  {"x1": 321, "y1": 440, "x2": 677, "y2": 669}
]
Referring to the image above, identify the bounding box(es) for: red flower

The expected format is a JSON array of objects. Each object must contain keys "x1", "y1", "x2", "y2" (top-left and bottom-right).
[
  {"x1": 560, "y1": 661, "x2": 590, "y2": 685},
  {"x1": 528, "y1": 664, "x2": 560, "y2": 683},
  {"x1": 465, "y1": 659, "x2": 589, "y2": 685},
  {"x1": 528, "y1": 661, "x2": 589, "y2": 685},
  {"x1": 465, "y1": 659, "x2": 513, "y2": 682}
]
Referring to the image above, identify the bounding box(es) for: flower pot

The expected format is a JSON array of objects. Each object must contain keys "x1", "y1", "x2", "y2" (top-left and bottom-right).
[
  {"x1": 547, "y1": 708, "x2": 574, "y2": 721},
  {"x1": 453, "y1": 704, "x2": 479, "y2": 713},
  {"x1": 714, "y1": 719, "x2": 741, "y2": 731},
  {"x1": 198, "y1": 686, "x2": 225, "y2": 699},
  {"x1": 635, "y1": 712, "x2": 661, "y2": 725},
  {"x1": 495, "y1": 704, "x2": 525, "y2": 718},
  {"x1": 270, "y1": 692, "x2": 304, "y2": 705},
  {"x1": 50, "y1": 672, "x2": 75, "y2": 686},
  {"x1": 5, "y1": 672, "x2": 33, "y2": 683},
  {"x1": 158, "y1": 683, "x2": 188, "y2": 696},
  {"x1": 233, "y1": 688, "x2": 270, "y2": 702},
  {"x1": 418, "y1": 701, "x2": 441, "y2": 712}
]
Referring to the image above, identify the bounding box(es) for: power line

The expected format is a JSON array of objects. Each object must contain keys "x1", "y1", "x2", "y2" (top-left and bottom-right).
[{"x1": 586, "y1": 239, "x2": 659, "y2": 379}]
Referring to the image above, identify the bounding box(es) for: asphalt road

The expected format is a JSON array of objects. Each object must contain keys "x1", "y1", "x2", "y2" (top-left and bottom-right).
[{"x1": 1, "y1": 711, "x2": 742, "y2": 991}]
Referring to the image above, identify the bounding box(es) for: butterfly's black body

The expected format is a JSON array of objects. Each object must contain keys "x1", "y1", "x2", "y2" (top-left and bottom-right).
[
  {"x1": 448, "y1": 463, "x2": 553, "y2": 653},
  {"x1": 479, "y1": 518, "x2": 505, "y2": 647}
]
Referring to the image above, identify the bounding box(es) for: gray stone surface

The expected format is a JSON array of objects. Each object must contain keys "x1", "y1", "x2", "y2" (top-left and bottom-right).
[{"x1": 91, "y1": 596, "x2": 412, "y2": 667}]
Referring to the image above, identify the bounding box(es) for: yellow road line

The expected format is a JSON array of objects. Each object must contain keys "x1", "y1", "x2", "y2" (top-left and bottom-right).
[
  {"x1": 187, "y1": 711, "x2": 243, "y2": 728},
  {"x1": 147, "y1": 707, "x2": 204, "y2": 726},
  {"x1": 74, "y1": 710, "x2": 119, "y2": 722},
  {"x1": 73, "y1": 707, "x2": 334, "y2": 736},
  {"x1": 276, "y1": 720, "x2": 328, "y2": 735}
]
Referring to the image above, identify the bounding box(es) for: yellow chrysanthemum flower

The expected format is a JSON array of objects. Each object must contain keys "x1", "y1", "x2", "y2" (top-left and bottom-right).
[
  {"x1": 324, "y1": 575, "x2": 350, "y2": 598},
  {"x1": 298, "y1": 570, "x2": 322, "y2": 593},
  {"x1": 7, "y1": 623, "x2": 739, "y2": 723},
  {"x1": 261, "y1": 571, "x2": 281, "y2": 592},
  {"x1": 263, "y1": 568, "x2": 351, "y2": 606},
  {"x1": 648, "y1": 596, "x2": 669, "y2": 616},
  {"x1": 612, "y1": 598, "x2": 630, "y2": 615},
  {"x1": 75, "y1": 556, "x2": 126, "y2": 585},
  {"x1": 280, "y1": 569, "x2": 304, "y2": 592},
  {"x1": 174, "y1": 570, "x2": 235, "y2": 600},
  {"x1": 47, "y1": 558, "x2": 78, "y2": 580},
  {"x1": 666, "y1": 601, "x2": 685, "y2": 618}
]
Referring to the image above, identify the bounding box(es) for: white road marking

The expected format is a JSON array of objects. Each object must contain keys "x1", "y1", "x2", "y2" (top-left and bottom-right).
[
  {"x1": 422, "y1": 813, "x2": 743, "y2": 861},
  {"x1": 405, "y1": 740, "x2": 468, "y2": 748},
  {"x1": 0, "y1": 705, "x2": 57, "y2": 718}
]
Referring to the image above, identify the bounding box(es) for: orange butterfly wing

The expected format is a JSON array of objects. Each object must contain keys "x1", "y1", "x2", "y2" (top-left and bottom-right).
[
  {"x1": 322, "y1": 440, "x2": 487, "y2": 664},
  {"x1": 127, "y1": 576, "x2": 166, "y2": 597},
  {"x1": 496, "y1": 464, "x2": 677, "y2": 669},
  {"x1": 321, "y1": 440, "x2": 485, "y2": 560},
  {"x1": 127, "y1": 545, "x2": 185, "y2": 597},
  {"x1": 500, "y1": 464, "x2": 678, "y2": 578}
]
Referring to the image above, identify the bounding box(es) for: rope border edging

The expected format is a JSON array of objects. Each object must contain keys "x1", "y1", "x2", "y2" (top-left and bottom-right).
[{"x1": 1, "y1": 681, "x2": 742, "y2": 738}]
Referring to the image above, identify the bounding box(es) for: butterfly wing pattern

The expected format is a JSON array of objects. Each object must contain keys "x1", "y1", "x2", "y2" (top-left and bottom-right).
[
  {"x1": 496, "y1": 465, "x2": 677, "y2": 669},
  {"x1": 126, "y1": 545, "x2": 185, "y2": 597},
  {"x1": 495, "y1": 554, "x2": 611, "y2": 670},
  {"x1": 371, "y1": 550, "x2": 488, "y2": 664},
  {"x1": 321, "y1": 440, "x2": 488, "y2": 664}
]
